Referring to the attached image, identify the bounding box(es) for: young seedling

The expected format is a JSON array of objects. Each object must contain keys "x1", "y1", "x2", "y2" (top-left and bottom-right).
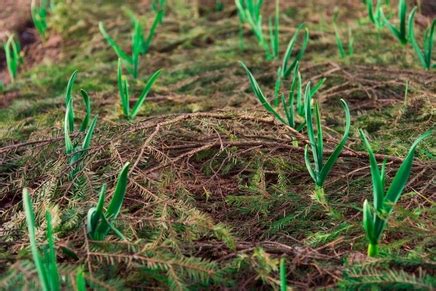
[
  {"x1": 334, "y1": 24, "x2": 354, "y2": 59},
  {"x1": 240, "y1": 61, "x2": 325, "y2": 131},
  {"x1": 381, "y1": 0, "x2": 414, "y2": 45},
  {"x1": 117, "y1": 59, "x2": 161, "y2": 120},
  {"x1": 304, "y1": 92, "x2": 351, "y2": 207},
  {"x1": 99, "y1": 11, "x2": 163, "y2": 78},
  {"x1": 87, "y1": 162, "x2": 130, "y2": 241},
  {"x1": 281, "y1": 24, "x2": 309, "y2": 78},
  {"x1": 235, "y1": 0, "x2": 270, "y2": 58},
  {"x1": 64, "y1": 71, "x2": 98, "y2": 178},
  {"x1": 408, "y1": 8, "x2": 435, "y2": 70},
  {"x1": 3, "y1": 35, "x2": 22, "y2": 82},
  {"x1": 236, "y1": 0, "x2": 289, "y2": 61},
  {"x1": 359, "y1": 129, "x2": 432, "y2": 257},
  {"x1": 31, "y1": 0, "x2": 50, "y2": 38},
  {"x1": 127, "y1": 10, "x2": 164, "y2": 56},
  {"x1": 366, "y1": 0, "x2": 384, "y2": 29},
  {"x1": 22, "y1": 188, "x2": 60, "y2": 291}
]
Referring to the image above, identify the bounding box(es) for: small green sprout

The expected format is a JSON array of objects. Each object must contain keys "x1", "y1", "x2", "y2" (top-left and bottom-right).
[
  {"x1": 31, "y1": 0, "x2": 50, "y2": 38},
  {"x1": 117, "y1": 59, "x2": 161, "y2": 120},
  {"x1": 281, "y1": 24, "x2": 309, "y2": 78},
  {"x1": 408, "y1": 8, "x2": 435, "y2": 70},
  {"x1": 22, "y1": 188, "x2": 60, "y2": 291},
  {"x1": 304, "y1": 92, "x2": 351, "y2": 205},
  {"x1": 381, "y1": 0, "x2": 414, "y2": 45},
  {"x1": 334, "y1": 24, "x2": 353, "y2": 59},
  {"x1": 3, "y1": 35, "x2": 22, "y2": 82},
  {"x1": 366, "y1": 0, "x2": 385, "y2": 29},
  {"x1": 87, "y1": 162, "x2": 130, "y2": 241},
  {"x1": 99, "y1": 11, "x2": 163, "y2": 78},
  {"x1": 240, "y1": 61, "x2": 325, "y2": 131},
  {"x1": 359, "y1": 129, "x2": 432, "y2": 257},
  {"x1": 64, "y1": 71, "x2": 98, "y2": 178}
]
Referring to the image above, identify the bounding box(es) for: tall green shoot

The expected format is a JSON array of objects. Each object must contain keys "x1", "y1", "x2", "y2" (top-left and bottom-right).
[
  {"x1": 87, "y1": 163, "x2": 130, "y2": 241},
  {"x1": 23, "y1": 188, "x2": 60, "y2": 291},
  {"x1": 117, "y1": 59, "x2": 161, "y2": 120},
  {"x1": 408, "y1": 8, "x2": 435, "y2": 70},
  {"x1": 64, "y1": 71, "x2": 98, "y2": 178},
  {"x1": 304, "y1": 92, "x2": 351, "y2": 206},
  {"x1": 3, "y1": 35, "x2": 22, "y2": 82},
  {"x1": 359, "y1": 129, "x2": 432, "y2": 257}
]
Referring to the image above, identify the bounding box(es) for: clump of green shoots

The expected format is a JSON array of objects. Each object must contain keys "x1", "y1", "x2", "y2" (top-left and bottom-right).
[
  {"x1": 31, "y1": 0, "x2": 50, "y2": 38},
  {"x1": 64, "y1": 71, "x2": 98, "y2": 179},
  {"x1": 117, "y1": 59, "x2": 161, "y2": 120},
  {"x1": 235, "y1": 0, "x2": 309, "y2": 70},
  {"x1": 262, "y1": 24, "x2": 310, "y2": 107},
  {"x1": 333, "y1": 14, "x2": 353, "y2": 59},
  {"x1": 366, "y1": 0, "x2": 385, "y2": 29},
  {"x1": 304, "y1": 92, "x2": 351, "y2": 207},
  {"x1": 237, "y1": 22, "x2": 311, "y2": 110},
  {"x1": 99, "y1": 10, "x2": 163, "y2": 78},
  {"x1": 359, "y1": 129, "x2": 432, "y2": 257},
  {"x1": 408, "y1": 8, "x2": 435, "y2": 70},
  {"x1": 235, "y1": 0, "x2": 280, "y2": 60},
  {"x1": 381, "y1": 0, "x2": 414, "y2": 45},
  {"x1": 22, "y1": 188, "x2": 60, "y2": 291},
  {"x1": 87, "y1": 162, "x2": 130, "y2": 241},
  {"x1": 3, "y1": 35, "x2": 22, "y2": 82},
  {"x1": 240, "y1": 61, "x2": 325, "y2": 131},
  {"x1": 235, "y1": 0, "x2": 267, "y2": 54}
]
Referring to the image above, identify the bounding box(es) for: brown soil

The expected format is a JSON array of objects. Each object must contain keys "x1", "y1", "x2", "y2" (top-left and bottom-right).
[{"x1": 0, "y1": 0, "x2": 31, "y2": 43}]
